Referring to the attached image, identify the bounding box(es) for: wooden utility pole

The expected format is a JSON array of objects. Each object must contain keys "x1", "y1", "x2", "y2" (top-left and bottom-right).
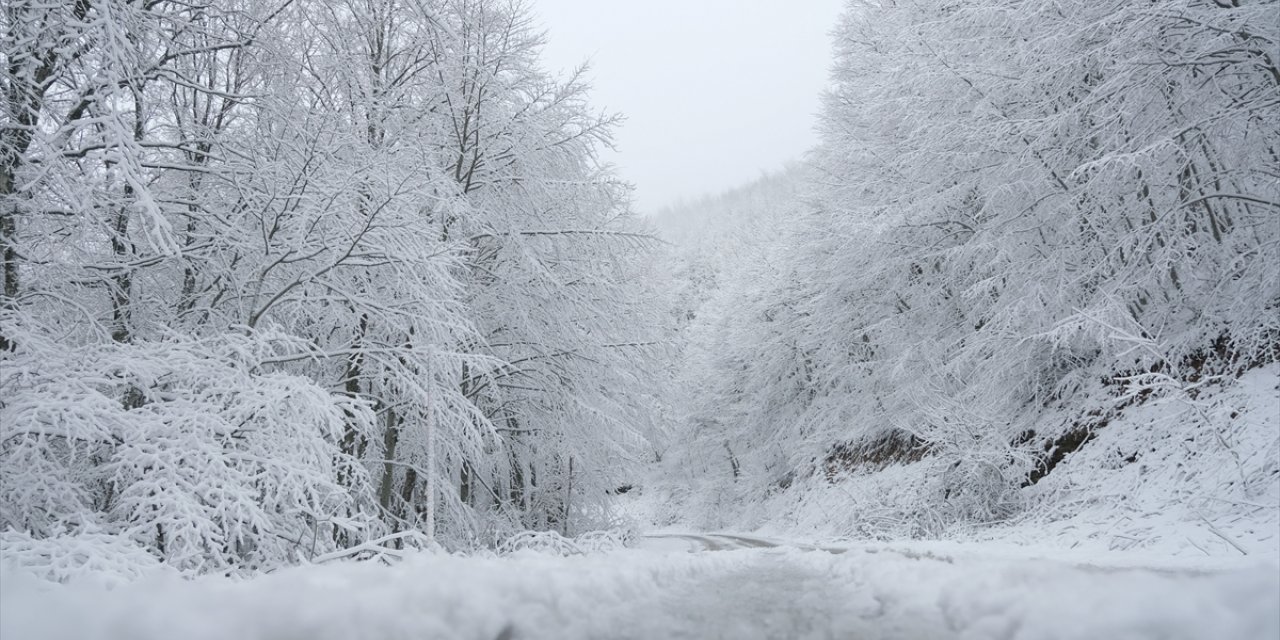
[{"x1": 562, "y1": 457, "x2": 574, "y2": 536}]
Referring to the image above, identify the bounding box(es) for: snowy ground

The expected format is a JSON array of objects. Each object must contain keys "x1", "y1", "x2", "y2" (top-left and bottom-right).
[
  {"x1": 636, "y1": 365, "x2": 1280, "y2": 565},
  {"x1": 4, "y1": 534, "x2": 1276, "y2": 640}
]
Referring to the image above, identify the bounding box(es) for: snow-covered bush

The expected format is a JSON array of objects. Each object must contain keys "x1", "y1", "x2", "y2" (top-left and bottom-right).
[
  {"x1": 0, "y1": 320, "x2": 378, "y2": 574},
  {"x1": 0, "y1": 529, "x2": 171, "y2": 587}
]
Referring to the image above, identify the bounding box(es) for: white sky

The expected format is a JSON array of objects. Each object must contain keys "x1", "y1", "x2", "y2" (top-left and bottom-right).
[{"x1": 530, "y1": 0, "x2": 844, "y2": 215}]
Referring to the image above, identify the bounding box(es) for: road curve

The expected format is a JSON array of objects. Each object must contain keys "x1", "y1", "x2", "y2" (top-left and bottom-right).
[{"x1": 640, "y1": 533, "x2": 783, "y2": 552}]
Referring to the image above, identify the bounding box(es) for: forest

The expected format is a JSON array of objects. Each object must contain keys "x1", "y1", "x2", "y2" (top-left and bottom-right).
[
  {"x1": 3, "y1": 0, "x2": 1278, "y2": 594},
  {"x1": 3, "y1": 0, "x2": 667, "y2": 575},
  {"x1": 651, "y1": 0, "x2": 1280, "y2": 546}
]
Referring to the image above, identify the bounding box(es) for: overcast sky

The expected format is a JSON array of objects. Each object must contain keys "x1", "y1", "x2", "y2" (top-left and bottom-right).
[{"x1": 531, "y1": 0, "x2": 844, "y2": 215}]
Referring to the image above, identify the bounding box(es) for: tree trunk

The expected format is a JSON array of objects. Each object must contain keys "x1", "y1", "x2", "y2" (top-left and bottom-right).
[{"x1": 377, "y1": 408, "x2": 400, "y2": 513}]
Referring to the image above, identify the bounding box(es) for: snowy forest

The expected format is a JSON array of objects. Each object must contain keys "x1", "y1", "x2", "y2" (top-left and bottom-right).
[
  {"x1": 652, "y1": 0, "x2": 1280, "y2": 545},
  {"x1": 2, "y1": 0, "x2": 1279, "y2": 638},
  {"x1": 2, "y1": 0, "x2": 667, "y2": 574}
]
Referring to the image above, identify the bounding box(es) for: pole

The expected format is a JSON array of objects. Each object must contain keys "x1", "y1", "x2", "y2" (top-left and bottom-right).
[{"x1": 562, "y1": 456, "x2": 573, "y2": 536}]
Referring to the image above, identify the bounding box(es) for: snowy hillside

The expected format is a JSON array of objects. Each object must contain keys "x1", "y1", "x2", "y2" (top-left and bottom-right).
[{"x1": 645, "y1": 354, "x2": 1279, "y2": 558}]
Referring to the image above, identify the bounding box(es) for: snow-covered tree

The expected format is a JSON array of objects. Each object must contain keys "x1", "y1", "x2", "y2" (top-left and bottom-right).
[
  {"x1": 661, "y1": 0, "x2": 1279, "y2": 535},
  {"x1": 1, "y1": 0, "x2": 661, "y2": 574}
]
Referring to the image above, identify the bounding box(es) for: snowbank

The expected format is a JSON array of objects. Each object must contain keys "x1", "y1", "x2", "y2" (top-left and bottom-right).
[{"x1": 2, "y1": 543, "x2": 1276, "y2": 640}]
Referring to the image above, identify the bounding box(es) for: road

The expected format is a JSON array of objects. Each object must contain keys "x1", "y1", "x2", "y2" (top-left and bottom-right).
[{"x1": 640, "y1": 532, "x2": 783, "y2": 551}]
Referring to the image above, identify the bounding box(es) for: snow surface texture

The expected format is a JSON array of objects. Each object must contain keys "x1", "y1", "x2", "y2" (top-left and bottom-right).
[{"x1": 3, "y1": 541, "x2": 1276, "y2": 640}]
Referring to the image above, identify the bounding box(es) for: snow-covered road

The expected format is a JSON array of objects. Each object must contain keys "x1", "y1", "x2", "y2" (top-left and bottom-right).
[
  {"x1": 3, "y1": 535, "x2": 1277, "y2": 640},
  {"x1": 641, "y1": 532, "x2": 781, "y2": 551}
]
